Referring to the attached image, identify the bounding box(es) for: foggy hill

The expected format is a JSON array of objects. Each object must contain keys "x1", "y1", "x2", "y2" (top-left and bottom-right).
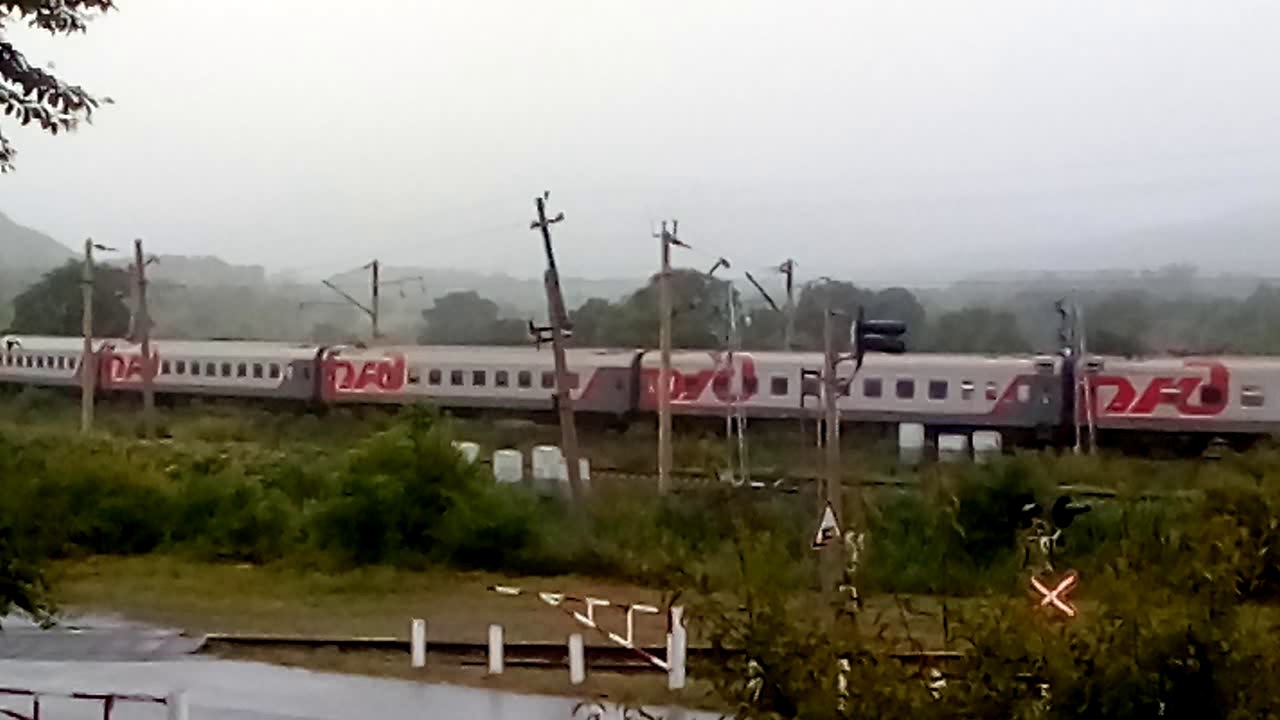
[
  {"x1": 328, "y1": 266, "x2": 644, "y2": 318},
  {"x1": 1010, "y1": 204, "x2": 1280, "y2": 280},
  {"x1": 0, "y1": 210, "x2": 72, "y2": 269}
]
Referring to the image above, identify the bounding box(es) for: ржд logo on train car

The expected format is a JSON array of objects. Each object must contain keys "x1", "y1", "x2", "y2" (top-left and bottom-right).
[
  {"x1": 1088, "y1": 360, "x2": 1228, "y2": 416},
  {"x1": 641, "y1": 353, "x2": 759, "y2": 406},
  {"x1": 324, "y1": 353, "x2": 407, "y2": 395},
  {"x1": 105, "y1": 350, "x2": 157, "y2": 385}
]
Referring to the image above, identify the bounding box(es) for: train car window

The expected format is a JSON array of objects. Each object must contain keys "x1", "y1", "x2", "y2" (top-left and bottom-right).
[
  {"x1": 55, "y1": 356, "x2": 65, "y2": 370},
  {"x1": 518, "y1": 371, "x2": 532, "y2": 388},
  {"x1": 1201, "y1": 385, "x2": 1223, "y2": 405},
  {"x1": 928, "y1": 380, "x2": 948, "y2": 400},
  {"x1": 35, "y1": 356, "x2": 43, "y2": 369},
  {"x1": 208, "y1": 362, "x2": 218, "y2": 377},
  {"x1": 191, "y1": 362, "x2": 201, "y2": 376},
  {"x1": 46, "y1": 356, "x2": 54, "y2": 368},
  {"x1": 1017, "y1": 384, "x2": 1032, "y2": 403},
  {"x1": 985, "y1": 382, "x2": 999, "y2": 401},
  {"x1": 895, "y1": 379, "x2": 915, "y2": 399},
  {"x1": 450, "y1": 370, "x2": 464, "y2": 386},
  {"x1": 161, "y1": 360, "x2": 171, "y2": 375},
  {"x1": 541, "y1": 372, "x2": 555, "y2": 389},
  {"x1": 269, "y1": 364, "x2": 281, "y2": 379},
  {"x1": 473, "y1": 370, "x2": 487, "y2": 386},
  {"x1": 1242, "y1": 386, "x2": 1265, "y2": 408},
  {"x1": 252, "y1": 363, "x2": 264, "y2": 379},
  {"x1": 407, "y1": 368, "x2": 420, "y2": 386},
  {"x1": 495, "y1": 370, "x2": 509, "y2": 388},
  {"x1": 176, "y1": 360, "x2": 186, "y2": 374},
  {"x1": 863, "y1": 377, "x2": 882, "y2": 398},
  {"x1": 771, "y1": 377, "x2": 789, "y2": 396},
  {"x1": 237, "y1": 363, "x2": 248, "y2": 378},
  {"x1": 428, "y1": 369, "x2": 442, "y2": 385},
  {"x1": 961, "y1": 381, "x2": 975, "y2": 400}
]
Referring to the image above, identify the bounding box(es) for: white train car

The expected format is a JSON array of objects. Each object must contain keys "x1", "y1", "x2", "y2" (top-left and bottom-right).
[
  {"x1": 0, "y1": 335, "x2": 97, "y2": 388},
  {"x1": 101, "y1": 340, "x2": 322, "y2": 400},
  {"x1": 1082, "y1": 355, "x2": 1280, "y2": 435},
  {"x1": 319, "y1": 345, "x2": 638, "y2": 416},
  {"x1": 636, "y1": 350, "x2": 1065, "y2": 431}
]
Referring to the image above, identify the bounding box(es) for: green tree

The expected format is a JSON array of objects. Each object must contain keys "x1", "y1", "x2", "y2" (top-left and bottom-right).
[
  {"x1": 9, "y1": 259, "x2": 130, "y2": 336},
  {"x1": 1, "y1": 1, "x2": 114, "y2": 172},
  {"x1": 609, "y1": 269, "x2": 732, "y2": 349},
  {"x1": 567, "y1": 297, "x2": 620, "y2": 346},
  {"x1": 793, "y1": 280, "x2": 873, "y2": 351},
  {"x1": 420, "y1": 291, "x2": 527, "y2": 345},
  {"x1": 1086, "y1": 290, "x2": 1152, "y2": 356},
  {"x1": 925, "y1": 306, "x2": 1031, "y2": 353},
  {"x1": 793, "y1": 282, "x2": 927, "y2": 351}
]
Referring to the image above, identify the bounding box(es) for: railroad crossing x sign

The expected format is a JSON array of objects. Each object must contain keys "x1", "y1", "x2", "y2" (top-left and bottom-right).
[{"x1": 1031, "y1": 571, "x2": 1078, "y2": 618}]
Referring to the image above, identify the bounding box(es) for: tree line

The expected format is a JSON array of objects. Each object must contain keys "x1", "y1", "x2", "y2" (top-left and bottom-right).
[{"x1": 14, "y1": 258, "x2": 1280, "y2": 357}]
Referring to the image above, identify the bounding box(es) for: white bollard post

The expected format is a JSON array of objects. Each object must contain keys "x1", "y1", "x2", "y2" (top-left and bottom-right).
[
  {"x1": 167, "y1": 691, "x2": 189, "y2": 720},
  {"x1": 568, "y1": 633, "x2": 586, "y2": 685},
  {"x1": 488, "y1": 624, "x2": 505, "y2": 675},
  {"x1": 411, "y1": 618, "x2": 427, "y2": 668},
  {"x1": 668, "y1": 606, "x2": 687, "y2": 690}
]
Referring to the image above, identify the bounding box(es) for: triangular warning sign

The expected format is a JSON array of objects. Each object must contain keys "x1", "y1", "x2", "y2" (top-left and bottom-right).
[{"x1": 812, "y1": 502, "x2": 841, "y2": 549}]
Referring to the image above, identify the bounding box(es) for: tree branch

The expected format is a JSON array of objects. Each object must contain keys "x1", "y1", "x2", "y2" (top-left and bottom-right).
[{"x1": 0, "y1": 1, "x2": 113, "y2": 170}]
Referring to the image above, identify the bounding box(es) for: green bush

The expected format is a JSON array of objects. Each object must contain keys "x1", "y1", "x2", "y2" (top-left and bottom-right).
[{"x1": 170, "y1": 470, "x2": 300, "y2": 562}]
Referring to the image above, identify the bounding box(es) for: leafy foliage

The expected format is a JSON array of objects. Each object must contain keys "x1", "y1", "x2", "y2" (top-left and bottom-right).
[
  {"x1": 0, "y1": 0, "x2": 114, "y2": 172},
  {"x1": 419, "y1": 290, "x2": 527, "y2": 345},
  {"x1": 8, "y1": 259, "x2": 130, "y2": 335}
]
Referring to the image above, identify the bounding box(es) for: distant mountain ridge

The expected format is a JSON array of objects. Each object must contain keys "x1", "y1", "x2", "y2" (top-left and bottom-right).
[{"x1": 0, "y1": 211, "x2": 72, "y2": 269}]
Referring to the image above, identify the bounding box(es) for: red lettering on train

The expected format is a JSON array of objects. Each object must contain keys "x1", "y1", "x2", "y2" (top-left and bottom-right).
[
  {"x1": 325, "y1": 354, "x2": 406, "y2": 394},
  {"x1": 106, "y1": 351, "x2": 158, "y2": 384},
  {"x1": 641, "y1": 354, "x2": 758, "y2": 405},
  {"x1": 1088, "y1": 360, "x2": 1228, "y2": 417}
]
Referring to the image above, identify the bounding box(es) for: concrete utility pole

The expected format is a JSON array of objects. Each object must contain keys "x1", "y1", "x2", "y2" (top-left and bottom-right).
[
  {"x1": 655, "y1": 220, "x2": 681, "y2": 495},
  {"x1": 370, "y1": 259, "x2": 380, "y2": 341},
  {"x1": 780, "y1": 259, "x2": 796, "y2": 351},
  {"x1": 820, "y1": 304, "x2": 844, "y2": 600},
  {"x1": 531, "y1": 193, "x2": 585, "y2": 503},
  {"x1": 80, "y1": 239, "x2": 96, "y2": 435},
  {"x1": 133, "y1": 239, "x2": 156, "y2": 437}
]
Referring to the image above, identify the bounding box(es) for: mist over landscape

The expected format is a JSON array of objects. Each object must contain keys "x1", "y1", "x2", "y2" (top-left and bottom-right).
[{"x1": 3, "y1": 0, "x2": 1280, "y2": 350}]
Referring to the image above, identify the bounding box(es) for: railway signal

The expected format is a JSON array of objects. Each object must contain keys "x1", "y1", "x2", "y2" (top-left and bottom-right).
[{"x1": 852, "y1": 306, "x2": 907, "y2": 371}]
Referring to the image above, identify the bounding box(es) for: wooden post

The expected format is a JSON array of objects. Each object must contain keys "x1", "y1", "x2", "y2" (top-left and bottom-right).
[
  {"x1": 133, "y1": 239, "x2": 155, "y2": 438},
  {"x1": 657, "y1": 222, "x2": 676, "y2": 494},
  {"x1": 531, "y1": 194, "x2": 585, "y2": 503},
  {"x1": 80, "y1": 238, "x2": 96, "y2": 435}
]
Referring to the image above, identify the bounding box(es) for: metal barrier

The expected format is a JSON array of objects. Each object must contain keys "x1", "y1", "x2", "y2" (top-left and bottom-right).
[{"x1": 0, "y1": 687, "x2": 187, "y2": 720}]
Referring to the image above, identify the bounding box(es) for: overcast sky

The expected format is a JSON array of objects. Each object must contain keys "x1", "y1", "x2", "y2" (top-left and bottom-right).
[{"x1": 3, "y1": 1, "x2": 1279, "y2": 281}]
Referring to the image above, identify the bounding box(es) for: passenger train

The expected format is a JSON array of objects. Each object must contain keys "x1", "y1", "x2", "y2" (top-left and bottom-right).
[{"x1": 0, "y1": 334, "x2": 1272, "y2": 448}]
